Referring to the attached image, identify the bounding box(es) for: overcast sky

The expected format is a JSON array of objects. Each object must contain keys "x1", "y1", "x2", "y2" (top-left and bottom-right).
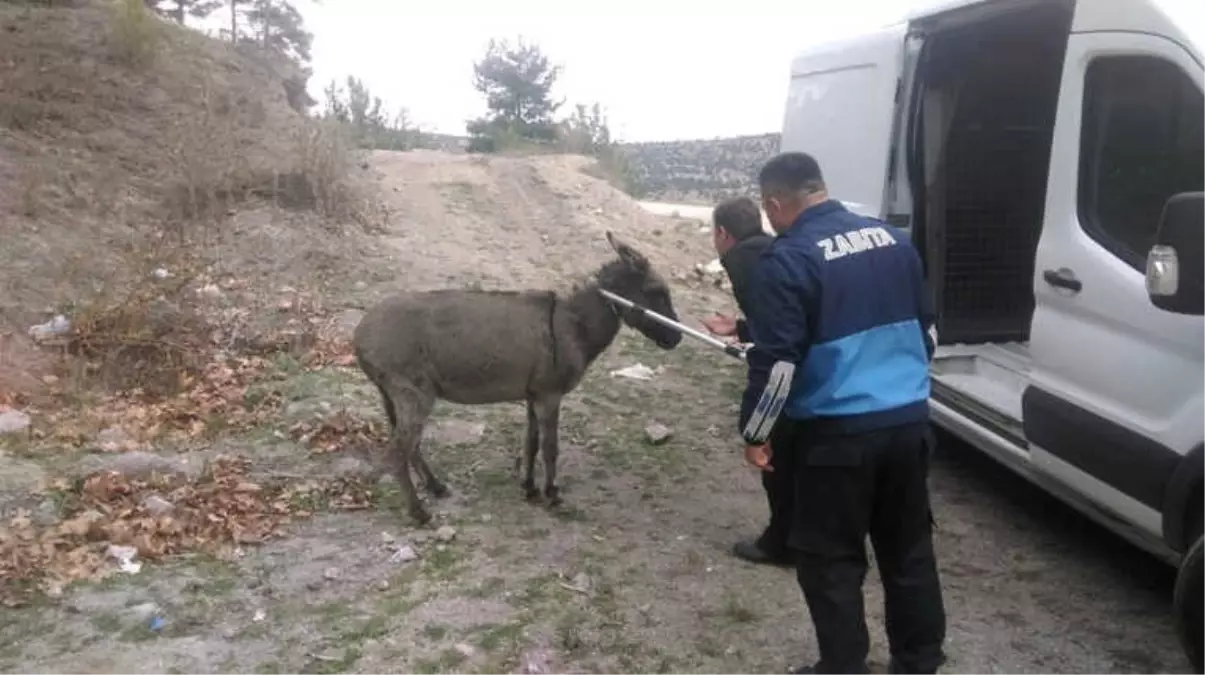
[{"x1": 282, "y1": 0, "x2": 1202, "y2": 143}]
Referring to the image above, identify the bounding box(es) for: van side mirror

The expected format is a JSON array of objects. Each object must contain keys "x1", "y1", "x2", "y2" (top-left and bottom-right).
[{"x1": 1145, "y1": 192, "x2": 1204, "y2": 316}]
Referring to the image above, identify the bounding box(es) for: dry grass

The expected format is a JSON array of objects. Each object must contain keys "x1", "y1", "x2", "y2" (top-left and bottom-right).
[
  {"x1": 107, "y1": 0, "x2": 160, "y2": 68},
  {"x1": 0, "y1": 0, "x2": 387, "y2": 401}
]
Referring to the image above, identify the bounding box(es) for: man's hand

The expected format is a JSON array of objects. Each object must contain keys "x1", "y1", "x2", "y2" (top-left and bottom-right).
[
  {"x1": 701, "y1": 313, "x2": 739, "y2": 337},
  {"x1": 745, "y1": 442, "x2": 773, "y2": 472}
]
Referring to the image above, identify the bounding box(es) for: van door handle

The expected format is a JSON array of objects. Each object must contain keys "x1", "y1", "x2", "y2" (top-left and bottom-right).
[{"x1": 1043, "y1": 268, "x2": 1083, "y2": 292}]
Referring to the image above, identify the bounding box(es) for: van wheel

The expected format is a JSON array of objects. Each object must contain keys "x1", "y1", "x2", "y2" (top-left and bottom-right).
[{"x1": 1174, "y1": 534, "x2": 1204, "y2": 674}]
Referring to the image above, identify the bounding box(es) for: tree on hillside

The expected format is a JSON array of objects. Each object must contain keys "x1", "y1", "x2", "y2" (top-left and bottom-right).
[
  {"x1": 244, "y1": 0, "x2": 313, "y2": 63},
  {"x1": 147, "y1": 0, "x2": 223, "y2": 24},
  {"x1": 559, "y1": 102, "x2": 644, "y2": 197},
  {"x1": 466, "y1": 37, "x2": 562, "y2": 152},
  {"x1": 220, "y1": 0, "x2": 313, "y2": 65},
  {"x1": 560, "y1": 102, "x2": 612, "y2": 155},
  {"x1": 322, "y1": 76, "x2": 418, "y2": 151}
]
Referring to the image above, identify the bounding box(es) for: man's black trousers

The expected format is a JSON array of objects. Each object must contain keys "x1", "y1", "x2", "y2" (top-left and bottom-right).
[
  {"x1": 755, "y1": 442, "x2": 795, "y2": 558},
  {"x1": 771, "y1": 419, "x2": 947, "y2": 674}
]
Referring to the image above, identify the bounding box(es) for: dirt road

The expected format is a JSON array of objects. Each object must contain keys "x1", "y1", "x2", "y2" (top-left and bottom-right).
[{"x1": 0, "y1": 151, "x2": 1190, "y2": 674}]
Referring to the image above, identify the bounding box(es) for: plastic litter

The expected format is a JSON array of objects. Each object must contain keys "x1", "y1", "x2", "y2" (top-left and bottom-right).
[
  {"x1": 28, "y1": 315, "x2": 70, "y2": 341},
  {"x1": 609, "y1": 363, "x2": 660, "y2": 381},
  {"x1": 105, "y1": 544, "x2": 142, "y2": 574}
]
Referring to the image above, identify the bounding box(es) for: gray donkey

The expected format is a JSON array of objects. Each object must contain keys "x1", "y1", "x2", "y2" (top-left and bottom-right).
[{"x1": 353, "y1": 232, "x2": 684, "y2": 525}]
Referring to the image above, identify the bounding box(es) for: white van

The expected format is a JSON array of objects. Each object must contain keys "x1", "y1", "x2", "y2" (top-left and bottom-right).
[{"x1": 779, "y1": 0, "x2": 1203, "y2": 670}]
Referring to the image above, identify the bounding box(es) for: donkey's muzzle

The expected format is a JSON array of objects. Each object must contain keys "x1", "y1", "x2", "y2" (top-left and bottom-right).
[{"x1": 655, "y1": 329, "x2": 684, "y2": 350}]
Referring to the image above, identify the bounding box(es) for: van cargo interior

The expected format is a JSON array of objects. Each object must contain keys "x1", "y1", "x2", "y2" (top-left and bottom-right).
[{"x1": 914, "y1": 1, "x2": 1075, "y2": 346}]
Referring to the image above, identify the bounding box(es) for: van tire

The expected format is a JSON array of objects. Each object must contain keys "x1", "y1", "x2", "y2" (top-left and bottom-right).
[{"x1": 1174, "y1": 534, "x2": 1204, "y2": 673}]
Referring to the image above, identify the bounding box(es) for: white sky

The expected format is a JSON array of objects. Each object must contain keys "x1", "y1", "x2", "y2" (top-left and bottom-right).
[{"x1": 256, "y1": 0, "x2": 1203, "y2": 143}]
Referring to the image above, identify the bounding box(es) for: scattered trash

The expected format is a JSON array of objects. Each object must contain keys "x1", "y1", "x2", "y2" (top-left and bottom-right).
[
  {"x1": 196, "y1": 284, "x2": 223, "y2": 300},
  {"x1": 106, "y1": 544, "x2": 141, "y2": 574},
  {"x1": 151, "y1": 267, "x2": 173, "y2": 280},
  {"x1": 695, "y1": 258, "x2": 724, "y2": 276},
  {"x1": 0, "y1": 409, "x2": 31, "y2": 435},
  {"x1": 149, "y1": 616, "x2": 167, "y2": 632},
  {"x1": 28, "y1": 314, "x2": 70, "y2": 341},
  {"x1": 644, "y1": 423, "x2": 673, "y2": 445},
  {"x1": 253, "y1": 609, "x2": 266, "y2": 623},
  {"x1": 481, "y1": 513, "x2": 493, "y2": 524},
  {"x1": 435, "y1": 525, "x2": 457, "y2": 543},
  {"x1": 455, "y1": 643, "x2": 476, "y2": 658},
  {"x1": 609, "y1": 363, "x2": 658, "y2": 381},
  {"x1": 141, "y1": 494, "x2": 174, "y2": 516},
  {"x1": 558, "y1": 571, "x2": 592, "y2": 595},
  {"x1": 389, "y1": 545, "x2": 418, "y2": 564}
]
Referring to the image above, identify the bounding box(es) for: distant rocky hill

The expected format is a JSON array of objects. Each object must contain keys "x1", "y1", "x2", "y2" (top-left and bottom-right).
[
  {"x1": 398, "y1": 131, "x2": 783, "y2": 203},
  {"x1": 413, "y1": 132, "x2": 469, "y2": 153},
  {"x1": 619, "y1": 133, "x2": 781, "y2": 204}
]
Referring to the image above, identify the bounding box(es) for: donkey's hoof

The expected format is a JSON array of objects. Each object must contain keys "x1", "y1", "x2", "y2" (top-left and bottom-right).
[
  {"x1": 408, "y1": 506, "x2": 433, "y2": 527},
  {"x1": 428, "y1": 482, "x2": 450, "y2": 499},
  {"x1": 524, "y1": 484, "x2": 541, "y2": 502},
  {"x1": 545, "y1": 486, "x2": 562, "y2": 506}
]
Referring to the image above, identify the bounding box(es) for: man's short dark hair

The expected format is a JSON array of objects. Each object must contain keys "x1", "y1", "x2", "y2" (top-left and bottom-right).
[
  {"x1": 713, "y1": 196, "x2": 764, "y2": 241},
  {"x1": 758, "y1": 152, "x2": 826, "y2": 197}
]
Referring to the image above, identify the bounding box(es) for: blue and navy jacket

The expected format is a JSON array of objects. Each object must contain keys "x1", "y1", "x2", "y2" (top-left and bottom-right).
[{"x1": 739, "y1": 200, "x2": 936, "y2": 439}]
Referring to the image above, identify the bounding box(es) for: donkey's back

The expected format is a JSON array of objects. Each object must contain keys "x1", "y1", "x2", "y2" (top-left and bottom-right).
[{"x1": 353, "y1": 289, "x2": 561, "y2": 405}]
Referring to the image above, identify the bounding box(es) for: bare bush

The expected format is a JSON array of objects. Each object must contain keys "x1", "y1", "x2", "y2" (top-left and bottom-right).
[
  {"x1": 108, "y1": 0, "x2": 161, "y2": 68},
  {"x1": 50, "y1": 239, "x2": 211, "y2": 397}
]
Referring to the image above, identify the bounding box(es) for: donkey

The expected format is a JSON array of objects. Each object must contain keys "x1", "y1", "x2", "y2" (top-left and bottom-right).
[{"x1": 352, "y1": 232, "x2": 684, "y2": 525}]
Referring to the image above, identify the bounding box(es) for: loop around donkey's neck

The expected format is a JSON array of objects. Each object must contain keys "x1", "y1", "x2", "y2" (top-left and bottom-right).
[{"x1": 594, "y1": 281, "x2": 625, "y2": 317}]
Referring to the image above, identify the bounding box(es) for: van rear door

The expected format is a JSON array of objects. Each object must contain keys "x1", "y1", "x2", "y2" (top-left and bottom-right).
[{"x1": 780, "y1": 23, "x2": 909, "y2": 218}]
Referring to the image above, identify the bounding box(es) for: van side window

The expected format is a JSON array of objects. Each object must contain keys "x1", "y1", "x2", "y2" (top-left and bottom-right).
[{"x1": 1077, "y1": 55, "x2": 1204, "y2": 271}]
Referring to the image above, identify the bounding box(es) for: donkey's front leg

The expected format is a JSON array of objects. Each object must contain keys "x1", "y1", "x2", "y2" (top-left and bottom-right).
[
  {"x1": 533, "y1": 396, "x2": 563, "y2": 506},
  {"x1": 521, "y1": 399, "x2": 541, "y2": 501}
]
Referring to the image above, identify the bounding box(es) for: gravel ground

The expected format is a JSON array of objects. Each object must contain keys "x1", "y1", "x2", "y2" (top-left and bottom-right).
[{"x1": 0, "y1": 151, "x2": 1189, "y2": 674}]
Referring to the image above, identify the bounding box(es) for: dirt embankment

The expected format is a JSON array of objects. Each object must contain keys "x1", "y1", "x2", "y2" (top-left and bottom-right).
[
  {"x1": 0, "y1": 2, "x2": 1191, "y2": 674},
  {"x1": 0, "y1": 0, "x2": 387, "y2": 400}
]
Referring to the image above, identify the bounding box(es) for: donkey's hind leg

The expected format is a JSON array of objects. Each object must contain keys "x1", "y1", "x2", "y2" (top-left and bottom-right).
[
  {"x1": 412, "y1": 443, "x2": 449, "y2": 498},
  {"x1": 375, "y1": 384, "x2": 398, "y2": 430},
  {"x1": 381, "y1": 379, "x2": 436, "y2": 526},
  {"x1": 521, "y1": 399, "x2": 541, "y2": 501}
]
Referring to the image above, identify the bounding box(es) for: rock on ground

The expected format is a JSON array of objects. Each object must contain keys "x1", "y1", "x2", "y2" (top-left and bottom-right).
[
  {"x1": 75, "y1": 451, "x2": 196, "y2": 480},
  {"x1": 0, "y1": 409, "x2": 31, "y2": 434},
  {"x1": 644, "y1": 422, "x2": 673, "y2": 445}
]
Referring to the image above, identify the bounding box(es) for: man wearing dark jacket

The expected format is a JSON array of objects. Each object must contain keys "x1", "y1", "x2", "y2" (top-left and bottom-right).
[
  {"x1": 701, "y1": 196, "x2": 793, "y2": 567},
  {"x1": 740, "y1": 152, "x2": 945, "y2": 674}
]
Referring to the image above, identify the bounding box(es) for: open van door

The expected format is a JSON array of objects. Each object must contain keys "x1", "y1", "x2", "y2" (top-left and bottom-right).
[{"x1": 780, "y1": 23, "x2": 909, "y2": 218}]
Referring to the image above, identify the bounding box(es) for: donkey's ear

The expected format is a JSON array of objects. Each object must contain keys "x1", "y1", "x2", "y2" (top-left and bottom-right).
[{"x1": 606, "y1": 231, "x2": 649, "y2": 270}]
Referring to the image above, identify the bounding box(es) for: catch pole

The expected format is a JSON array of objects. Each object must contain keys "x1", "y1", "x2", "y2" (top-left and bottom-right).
[{"x1": 598, "y1": 288, "x2": 748, "y2": 361}]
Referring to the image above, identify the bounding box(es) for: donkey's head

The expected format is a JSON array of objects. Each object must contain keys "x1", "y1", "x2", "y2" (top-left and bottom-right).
[{"x1": 598, "y1": 232, "x2": 683, "y2": 350}]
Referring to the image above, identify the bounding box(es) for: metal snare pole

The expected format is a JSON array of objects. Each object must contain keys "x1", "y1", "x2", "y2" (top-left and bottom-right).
[{"x1": 598, "y1": 288, "x2": 748, "y2": 361}]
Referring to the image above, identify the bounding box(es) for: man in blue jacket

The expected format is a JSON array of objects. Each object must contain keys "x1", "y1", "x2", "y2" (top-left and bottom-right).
[{"x1": 739, "y1": 152, "x2": 946, "y2": 674}]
